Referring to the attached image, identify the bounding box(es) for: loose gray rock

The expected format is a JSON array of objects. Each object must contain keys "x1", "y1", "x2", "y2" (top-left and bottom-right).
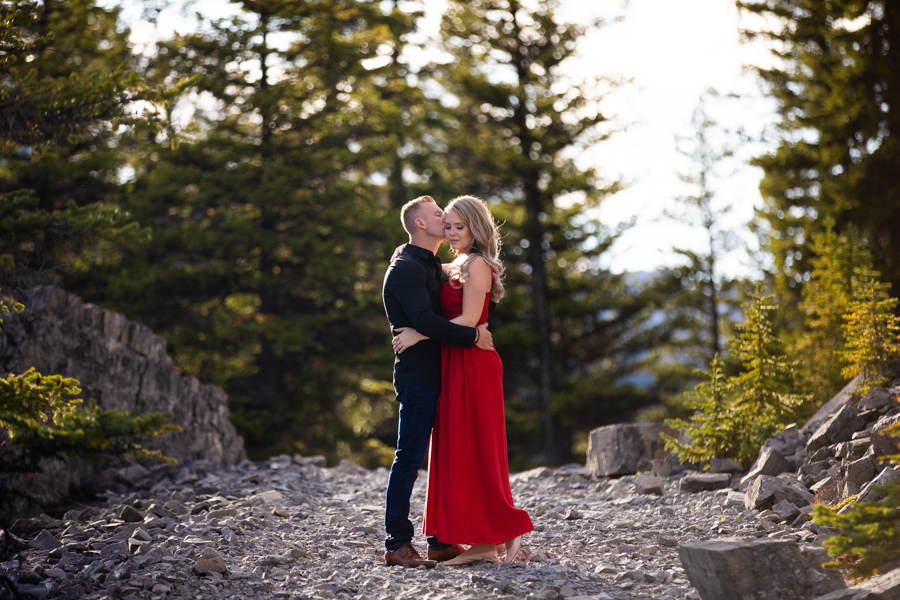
[
  {"x1": 745, "y1": 475, "x2": 815, "y2": 510},
  {"x1": 118, "y1": 464, "x2": 152, "y2": 485},
  {"x1": 857, "y1": 387, "x2": 896, "y2": 411},
  {"x1": 30, "y1": 530, "x2": 61, "y2": 551},
  {"x1": 741, "y1": 445, "x2": 793, "y2": 486},
  {"x1": 680, "y1": 473, "x2": 731, "y2": 493},
  {"x1": 634, "y1": 474, "x2": 665, "y2": 495},
  {"x1": 814, "y1": 565, "x2": 900, "y2": 599},
  {"x1": 193, "y1": 556, "x2": 228, "y2": 575},
  {"x1": 586, "y1": 423, "x2": 676, "y2": 477},
  {"x1": 772, "y1": 500, "x2": 801, "y2": 522},
  {"x1": 857, "y1": 466, "x2": 900, "y2": 504},
  {"x1": 801, "y1": 378, "x2": 860, "y2": 441},
  {"x1": 807, "y1": 404, "x2": 870, "y2": 454},
  {"x1": 845, "y1": 456, "x2": 877, "y2": 488},
  {"x1": 120, "y1": 505, "x2": 144, "y2": 522},
  {"x1": 294, "y1": 454, "x2": 327, "y2": 468},
  {"x1": 709, "y1": 457, "x2": 743, "y2": 474},
  {"x1": 811, "y1": 477, "x2": 841, "y2": 505},
  {"x1": 678, "y1": 538, "x2": 845, "y2": 600}
]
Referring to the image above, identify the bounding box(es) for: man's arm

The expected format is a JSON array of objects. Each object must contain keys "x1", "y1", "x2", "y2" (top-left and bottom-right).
[{"x1": 386, "y1": 260, "x2": 476, "y2": 347}]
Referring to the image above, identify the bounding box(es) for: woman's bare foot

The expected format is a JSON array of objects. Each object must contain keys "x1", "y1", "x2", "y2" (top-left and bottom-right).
[
  {"x1": 442, "y1": 543, "x2": 499, "y2": 566},
  {"x1": 504, "y1": 535, "x2": 523, "y2": 563}
]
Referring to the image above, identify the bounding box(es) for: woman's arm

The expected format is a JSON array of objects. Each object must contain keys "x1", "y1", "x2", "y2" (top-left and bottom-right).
[{"x1": 449, "y1": 257, "x2": 492, "y2": 328}]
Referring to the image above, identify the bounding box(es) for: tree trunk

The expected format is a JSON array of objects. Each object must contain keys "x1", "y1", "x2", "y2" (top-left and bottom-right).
[{"x1": 511, "y1": 2, "x2": 558, "y2": 462}]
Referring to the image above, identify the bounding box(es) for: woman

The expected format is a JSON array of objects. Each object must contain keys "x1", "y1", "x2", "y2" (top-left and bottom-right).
[{"x1": 392, "y1": 195, "x2": 533, "y2": 565}]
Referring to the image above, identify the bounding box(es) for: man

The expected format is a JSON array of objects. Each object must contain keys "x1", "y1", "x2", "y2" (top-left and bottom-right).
[{"x1": 382, "y1": 195, "x2": 494, "y2": 567}]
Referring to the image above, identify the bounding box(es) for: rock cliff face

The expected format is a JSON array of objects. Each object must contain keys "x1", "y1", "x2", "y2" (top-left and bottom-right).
[{"x1": 0, "y1": 287, "x2": 245, "y2": 465}]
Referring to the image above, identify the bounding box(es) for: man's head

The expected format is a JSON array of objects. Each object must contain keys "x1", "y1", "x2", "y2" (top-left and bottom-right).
[{"x1": 400, "y1": 196, "x2": 445, "y2": 242}]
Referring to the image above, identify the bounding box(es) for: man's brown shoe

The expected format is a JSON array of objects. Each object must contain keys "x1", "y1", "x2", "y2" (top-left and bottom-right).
[
  {"x1": 427, "y1": 544, "x2": 465, "y2": 562},
  {"x1": 384, "y1": 543, "x2": 438, "y2": 568}
]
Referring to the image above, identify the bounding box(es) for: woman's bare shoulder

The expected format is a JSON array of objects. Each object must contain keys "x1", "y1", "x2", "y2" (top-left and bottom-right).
[{"x1": 467, "y1": 255, "x2": 492, "y2": 285}]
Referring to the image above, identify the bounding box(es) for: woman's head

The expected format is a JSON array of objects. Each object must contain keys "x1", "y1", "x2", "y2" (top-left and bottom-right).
[{"x1": 443, "y1": 195, "x2": 505, "y2": 302}]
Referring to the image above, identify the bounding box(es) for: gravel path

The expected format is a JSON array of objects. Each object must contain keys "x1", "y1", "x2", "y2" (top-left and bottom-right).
[{"x1": 1, "y1": 455, "x2": 828, "y2": 600}]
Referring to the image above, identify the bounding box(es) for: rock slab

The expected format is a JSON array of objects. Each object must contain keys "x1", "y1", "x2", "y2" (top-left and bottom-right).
[
  {"x1": 586, "y1": 423, "x2": 676, "y2": 477},
  {"x1": 678, "y1": 537, "x2": 845, "y2": 600},
  {"x1": 814, "y1": 566, "x2": 900, "y2": 600},
  {"x1": 680, "y1": 473, "x2": 731, "y2": 493},
  {"x1": 0, "y1": 287, "x2": 245, "y2": 465},
  {"x1": 745, "y1": 474, "x2": 815, "y2": 510},
  {"x1": 741, "y1": 445, "x2": 793, "y2": 486}
]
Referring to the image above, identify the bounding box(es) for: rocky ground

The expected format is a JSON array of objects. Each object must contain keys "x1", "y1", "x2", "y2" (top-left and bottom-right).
[{"x1": 0, "y1": 454, "x2": 848, "y2": 600}]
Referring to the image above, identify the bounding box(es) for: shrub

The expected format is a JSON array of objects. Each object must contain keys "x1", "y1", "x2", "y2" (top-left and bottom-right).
[
  {"x1": 814, "y1": 423, "x2": 900, "y2": 580},
  {"x1": 663, "y1": 285, "x2": 805, "y2": 466},
  {"x1": 839, "y1": 268, "x2": 900, "y2": 397}
]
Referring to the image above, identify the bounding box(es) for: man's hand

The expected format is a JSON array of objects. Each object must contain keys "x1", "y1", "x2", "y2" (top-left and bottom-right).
[
  {"x1": 475, "y1": 323, "x2": 494, "y2": 351},
  {"x1": 390, "y1": 243, "x2": 407, "y2": 263}
]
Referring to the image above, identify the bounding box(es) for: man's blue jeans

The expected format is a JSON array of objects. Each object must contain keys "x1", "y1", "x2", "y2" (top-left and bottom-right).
[{"x1": 384, "y1": 381, "x2": 443, "y2": 552}]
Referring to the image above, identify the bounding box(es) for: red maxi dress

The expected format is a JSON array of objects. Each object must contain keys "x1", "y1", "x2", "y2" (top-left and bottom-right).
[{"x1": 423, "y1": 279, "x2": 534, "y2": 545}]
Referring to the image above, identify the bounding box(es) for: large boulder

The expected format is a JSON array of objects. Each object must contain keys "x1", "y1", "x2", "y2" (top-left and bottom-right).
[
  {"x1": 801, "y1": 378, "x2": 860, "y2": 441},
  {"x1": 678, "y1": 538, "x2": 845, "y2": 600},
  {"x1": 807, "y1": 403, "x2": 870, "y2": 454},
  {"x1": 740, "y1": 445, "x2": 793, "y2": 487},
  {"x1": 0, "y1": 287, "x2": 245, "y2": 465},
  {"x1": 872, "y1": 414, "x2": 900, "y2": 458},
  {"x1": 745, "y1": 474, "x2": 815, "y2": 510},
  {"x1": 585, "y1": 423, "x2": 676, "y2": 477},
  {"x1": 857, "y1": 466, "x2": 900, "y2": 504}
]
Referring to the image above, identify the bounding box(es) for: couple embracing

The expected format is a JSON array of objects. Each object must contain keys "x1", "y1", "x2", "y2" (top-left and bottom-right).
[{"x1": 381, "y1": 195, "x2": 533, "y2": 568}]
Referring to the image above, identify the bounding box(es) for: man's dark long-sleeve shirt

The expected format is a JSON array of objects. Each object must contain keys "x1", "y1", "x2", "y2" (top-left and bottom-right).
[{"x1": 383, "y1": 244, "x2": 476, "y2": 397}]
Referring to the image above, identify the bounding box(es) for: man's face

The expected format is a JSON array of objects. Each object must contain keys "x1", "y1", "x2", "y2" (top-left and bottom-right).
[{"x1": 419, "y1": 202, "x2": 446, "y2": 240}]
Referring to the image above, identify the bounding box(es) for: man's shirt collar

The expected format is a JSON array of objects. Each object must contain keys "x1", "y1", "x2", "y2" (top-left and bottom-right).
[{"x1": 405, "y1": 243, "x2": 441, "y2": 265}]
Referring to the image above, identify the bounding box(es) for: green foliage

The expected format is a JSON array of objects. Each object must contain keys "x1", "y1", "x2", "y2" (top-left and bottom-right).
[
  {"x1": 72, "y1": 0, "x2": 421, "y2": 464},
  {"x1": 815, "y1": 423, "x2": 900, "y2": 580},
  {"x1": 0, "y1": 1, "x2": 150, "y2": 155},
  {"x1": 0, "y1": 297, "x2": 24, "y2": 333},
  {"x1": 2, "y1": 399, "x2": 182, "y2": 466},
  {"x1": 662, "y1": 354, "x2": 737, "y2": 464},
  {"x1": 0, "y1": 189, "x2": 148, "y2": 289},
  {"x1": 663, "y1": 286, "x2": 805, "y2": 466},
  {"x1": 427, "y1": 0, "x2": 687, "y2": 463},
  {"x1": 728, "y1": 285, "x2": 806, "y2": 461},
  {"x1": 0, "y1": 0, "x2": 172, "y2": 290},
  {"x1": 0, "y1": 367, "x2": 81, "y2": 436},
  {"x1": 738, "y1": 0, "x2": 900, "y2": 295},
  {"x1": 839, "y1": 269, "x2": 900, "y2": 396},
  {"x1": 791, "y1": 222, "x2": 872, "y2": 408}
]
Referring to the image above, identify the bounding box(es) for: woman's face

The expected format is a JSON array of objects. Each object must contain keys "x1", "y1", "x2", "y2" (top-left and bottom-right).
[{"x1": 444, "y1": 208, "x2": 473, "y2": 254}]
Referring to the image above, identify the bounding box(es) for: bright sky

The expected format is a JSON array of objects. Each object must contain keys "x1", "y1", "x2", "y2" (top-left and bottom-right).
[{"x1": 109, "y1": 0, "x2": 779, "y2": 278}]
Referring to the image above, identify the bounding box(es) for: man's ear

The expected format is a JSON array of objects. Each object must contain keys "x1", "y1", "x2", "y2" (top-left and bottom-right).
[{"x1": 414, "y1": 216, "x2": 427, "y2": 230}]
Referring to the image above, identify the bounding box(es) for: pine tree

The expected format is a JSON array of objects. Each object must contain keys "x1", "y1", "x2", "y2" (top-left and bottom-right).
[
  {"x1": 839, "y1": 268, "x2": 900, "y2": 396},
  {"x1": 737, "y1": 0, "x2": 900, "y2": 294},
  {"x1": 662, "y1": 354, "x2": 738, "y2": 464},
  {"x1": 0, "y1": 2, "x2": 185, "y2": 496},
  {"x1": 661, "y1": 286, "x2": 805, "y2": 465},
  {"x1": 814, "y1": 423, "x2": 900, "y2": 580},
  {"x1": 792, "y1": 222, "x2": 872, "y2": 407},
  {"x1": 432, "y1": 0, "x2": 632, "y2": 463},
  {"x1": 74, "y1": 1, "x2": 427, "y2": 462},
  {"x1": 728, "y1": 284, "x2": 806, "y2": 462},
  {"x1": 0, "y1": 0, "x2": 169, "y2": 290},
  {"x1": 667, "y1": 96, "x2": 743, "y2": 361}
]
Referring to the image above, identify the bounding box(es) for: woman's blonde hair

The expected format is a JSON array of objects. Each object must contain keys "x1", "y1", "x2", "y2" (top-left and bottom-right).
[{"x1": 444, "y1": 195, "x2": 505, "y2": 302}]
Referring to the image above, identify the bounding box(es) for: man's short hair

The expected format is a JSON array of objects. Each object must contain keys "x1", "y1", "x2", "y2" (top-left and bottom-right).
[{"x1": 400, "y1": 196, "x2": 436, "y2": 235}]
